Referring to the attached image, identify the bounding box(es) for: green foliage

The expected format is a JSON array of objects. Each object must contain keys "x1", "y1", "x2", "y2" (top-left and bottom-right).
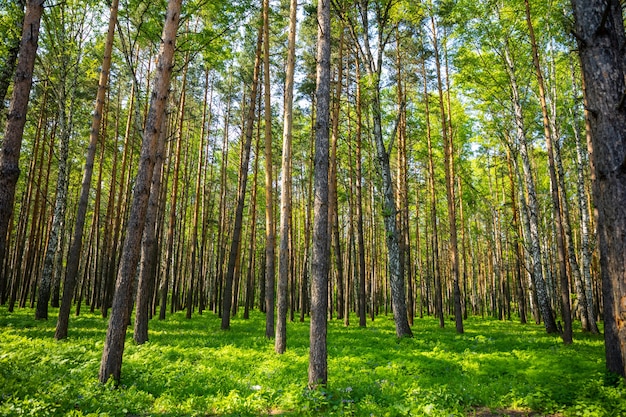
[{"x1": 0, "y1": 307, "x2": 623, "y2": 416}]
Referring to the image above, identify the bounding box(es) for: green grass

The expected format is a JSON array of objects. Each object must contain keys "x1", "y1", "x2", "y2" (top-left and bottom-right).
[{"x1": 0, "y1": 307, "x2": 624, "y2": 416}]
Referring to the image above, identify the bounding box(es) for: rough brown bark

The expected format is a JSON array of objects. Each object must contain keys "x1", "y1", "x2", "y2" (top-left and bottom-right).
[
  {"x1": 222, "y1": 25, "x2": 262, "y2": 331},
  {"x1": 308, "y1": 0, "x2": 331, "y2": 389},
  {"x1": 99, "y1": 0, "x2": 181, "y2": 384},
  {"x1": 0, "y1": 0, "x2": 44, "y2": 306},
  {"x1": 55, "y1": 0, "x2": 119, "y2": 339},
  {"x1": 571, "y1": 0, "x2": 626, "y2": 378}
]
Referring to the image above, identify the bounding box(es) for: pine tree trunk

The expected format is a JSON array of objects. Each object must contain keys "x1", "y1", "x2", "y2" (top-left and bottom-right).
[
  {"x1": 355, "y1": 54, "x2": 367, "y2": 328},
  {"x1": 99, "y1": 0, "x2": 181, "y2": 384},
  {"x1": 0, "y1": 0, "x2": 44, "y2": 305},
  {"x1": 262, "y1": 0, "x2": 276, "y2": 339},
  {"x1": 275, "y1": 0, "x2": 297, "y2": 353},
  {"x1": 422, "y1": 57, "x2": 444, "y2": 328},
  {"x1": 55, "y1": 0, "x2": 119, "y2": 338},
  {"x1": 222, "y1": 26, "x2": 262, "y2": 330},
  {"x1": 571, "y1": 0, "x2": 626, "y2": 378},
  {"x1": 308, "y1": 0, "x2": 331, "y2": 389},
  {"x1": 431, "y1": 15, "x2": 463, "y2": 333}
]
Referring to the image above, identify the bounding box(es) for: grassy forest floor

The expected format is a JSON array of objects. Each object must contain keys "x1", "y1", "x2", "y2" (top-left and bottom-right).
[{"x1": 1, "y1": 306, "x2": 624, "y2": 417}]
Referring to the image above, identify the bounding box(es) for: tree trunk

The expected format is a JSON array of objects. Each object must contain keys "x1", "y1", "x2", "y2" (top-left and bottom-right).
[
  {"x1": 275, "y1": 0, "x2": 297, "y2": 353},
  {"x1": 503, "y1": 39, "x2": 558, "y2": 334},
  {"x1": 222, "y1": 24, "x2": 262, "y2": 330},
  {"x1": 262, "y1": 0, "x2": 276, "y2": 339},
  {"x1": 431, "y1": 14, "x2": 463, "y2": 333},
  {"x1": 308, "y1": 0, "x2": 331, "y2": 389},
  {"x1": 571, "y1": 0, "x2": 626, "y2": 378},
  {"x1": 524, "y1": 0, "x2": 571, "y2": 343},
  {"x1": 99, "y1": 0, "x2": 181, "y2": 384},
  {"x1": 55, "y1": 0, "x2": 119, "y2": 339},
  {"x1": 0, "y1": 0, "x2": 44, "y2": 307},
  {"x1": 421, "y1": 57, "x2": 444, "y2": 328},
  {"x1": 355, "y1": 53, "x2": 367, "y2": 328}
]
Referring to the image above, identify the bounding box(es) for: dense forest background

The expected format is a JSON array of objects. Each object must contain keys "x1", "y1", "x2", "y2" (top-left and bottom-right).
[{"x1": 0, "y1": 0, "x2": 623, "y2": 393}]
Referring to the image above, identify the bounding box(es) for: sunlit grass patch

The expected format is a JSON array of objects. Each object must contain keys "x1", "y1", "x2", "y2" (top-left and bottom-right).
[{"x1": 0, "y1": 306, "x2": 624, "y2": 416}]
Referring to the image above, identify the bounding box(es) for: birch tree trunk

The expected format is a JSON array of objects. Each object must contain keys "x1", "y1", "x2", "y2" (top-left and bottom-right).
[{"x1": 503, "y1": 40, "x2": 558, "y2": 334}]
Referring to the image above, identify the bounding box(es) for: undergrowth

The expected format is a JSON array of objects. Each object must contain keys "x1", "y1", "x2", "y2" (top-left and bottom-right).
[{"x1": 0, "y1": 307, "x2": 623, "y2": 416}]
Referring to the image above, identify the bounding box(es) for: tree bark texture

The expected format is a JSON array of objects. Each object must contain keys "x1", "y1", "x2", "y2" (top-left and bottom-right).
[
  {"x1": 308, "y1": 0, "x2": 331, "y2": 389},
  {"x1": 0, "y1": 0, "x2": 44, "y2": 309},
  {"x1": 98, "y1": 0, "x2": 181, "y2": 384},
  {"x1": 571, "y1": 0, "x2": 626, "y2": 378},
  {"x1": 54, "y1": 0, "x2": 120, "y2": 337}
]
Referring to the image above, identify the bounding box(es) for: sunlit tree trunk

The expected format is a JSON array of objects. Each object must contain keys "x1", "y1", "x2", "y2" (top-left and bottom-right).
[
  {"x1": 55, "y1": 0, "x2": 119, "y2": 338},
  {"x1": 503, "y1": 40, "x2": 558, "y2": 334},
  {"x1": 431, "y1": 14, "x2": 463, "y2": 333},
  {"x1": 222, "y1": 24, "x2": 262, "y2": 331},
  {"x1": 262, "y1": 0, "x2": 276, "y2": 339},
  {"x1": 421, "y1": 57, "x2": 444, "y2": 328},
  {"x1": 524, "y1": 0, "x2": 571, "y2": 343},
  {"x1": 99, "y1": 0, "x2": 181, "y2": 384},
  {"x1": 275, "y1": 0, "x2": 297, "y2": 353},
  {"x1": 569, "y1": 61, "x2": 599, "y2": 334},
  {"x1": 354, "y1": 53, "x2": 367, "y2": 328}
]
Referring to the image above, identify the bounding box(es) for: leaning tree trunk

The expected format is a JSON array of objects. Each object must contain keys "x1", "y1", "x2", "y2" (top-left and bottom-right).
[
  {"x1": 222, "y1": 24, "x2": 262, "y2": 331},
  {"x1": 571, "y1": 0, "x2": 626, "y2": 379},
  {"x1": 0, "y1": 0, "x2": 44, "y2": 306},
  {"x1": 0, "y1": 0, "x2": 24, "y2": 113},
  {"x1": 56, "y1": 0, "x2": 119, "y2": 339},
  {"x1": 98, "y1": 0, "x2": 181, "y2": 384}
]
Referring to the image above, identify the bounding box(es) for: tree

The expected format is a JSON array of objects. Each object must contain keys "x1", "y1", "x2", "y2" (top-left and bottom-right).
[
  {"x1": 0, "y1": 0, "x2": 44, "y2": 308},
  {"x1": 99, "y1": 0, "x2": 182, "y2": 384},
  {"x1": 275, "y1": 0, "x2": 297, "y2": 353},
  {"x1": 55, "y1": 0, "x2": 119, "y2": 338},
  {"x1": 262, "y1": 0, "x2": 276, "y2": 340},
  {"x1": 308, "y1": 0, "x2": 331, "y2": 389},
  {"x1": 571, "y1": 0, "x2": 626, "y2": 379}
]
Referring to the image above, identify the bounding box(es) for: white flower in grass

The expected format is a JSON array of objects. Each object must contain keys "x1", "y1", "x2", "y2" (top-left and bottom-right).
[{"x1": 251, "y1": 385, "x2": 262, "y2": 391}]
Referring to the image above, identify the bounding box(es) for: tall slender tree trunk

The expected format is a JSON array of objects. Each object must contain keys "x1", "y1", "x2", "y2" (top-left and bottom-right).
[
  {"x1": 421, "y1": 57, "x2": 444, "y2": 328},
  {"x1": 503, "y1": 40, "x2": 558, "y2": 334},
  {"x1": 262, "y1": 0, "x2": 276, "y2": 339},
  {"x1": 431, "y1": 14, "x2": 463, "y2": 333},
  {"x1": 571, "y1": 0, "x2": 626, "y2": 378},
  {"x1": 55, "y1": 0, "x2": 119, "y2": 339},
  {"x1": 275, "y1": 0, "x2": 297, "y2": 353},
  {"x1": 569, "y1": 61, "x2": 599, "y2": 334},
  {"x1": 0, "y1": 0, "x2": 44, "y2": 305},
  {"x1": 524, "y1": 0, "x2": 571, "y2": 343},
  {"x1": 99, "y1": 0, "x2": 181, "y2": 384},
  {"x1": 222, "y1": 25, "x2": 263, "y2": 331},
  {"x1": 308, "y1": 0, "x2": 331, "y2": 389},
  {"x1": 355, "y1": 53, "x2": 367, "y2": 328}
]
